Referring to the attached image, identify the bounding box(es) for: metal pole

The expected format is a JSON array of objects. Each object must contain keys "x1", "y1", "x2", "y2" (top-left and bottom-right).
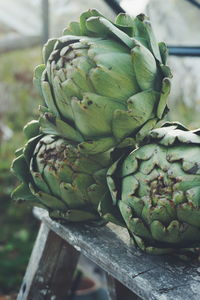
[
  {"x1": 41, "y1": 0, "x2": 49, "y2": 45},
  {"x1": 184, "y1": 0, "x2": 200, "y2": 9},
  {"x1": 103, "y1": 0, "x2": 125, "y2": 14},
  {"x1": 168, "y1": 46, "x2": 200, "y2": 57}
]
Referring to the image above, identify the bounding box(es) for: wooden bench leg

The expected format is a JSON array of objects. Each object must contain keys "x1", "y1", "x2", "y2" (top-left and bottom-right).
[
  {"x1": 105, "y1": 273, "x2": 117, "y2": 300},
  {"x1": 115, "y1": 279, "x2": 142, "y2": 300},
  {"x1": 17, "y1": 222, "x2": 80, "y2": 300},
  {"x1": 105, "y1": 273, "x2": 141, "y2": 300}
]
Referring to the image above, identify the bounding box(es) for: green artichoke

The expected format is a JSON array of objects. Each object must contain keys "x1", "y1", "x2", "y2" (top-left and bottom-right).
[
  {"x1": 11, "y1": 120, "x2": 116, "y2": 223},
  {"x1": 34, "y1": 9, "x2": 172, "y2": 154},
  {"x1": 107, "y1": 123, "x2": 200, "y2": 259}
]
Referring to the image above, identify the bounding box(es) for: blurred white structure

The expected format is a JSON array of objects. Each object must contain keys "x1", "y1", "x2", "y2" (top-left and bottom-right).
[
  {"x1": 49, "y1": 0, "x2": 115, "y2": 36},
  {"x1": 0, "y1": 0, "x2": 199, "y2": 123},
  {"x1": 121, "y1": 0, "x2": 149, "y2": 15},
  {"x1": 0, "y1": 0, "x2": 41, "y2": 35},
  {"x1": 147, "y1": 0, "x2": 200, "y2": 119},
  {"x1": 0, "y1": 121, "x2": 13, "y2": 142},
  {"x1": 0, "y1": 0, "x2": 115, "y2": 38}
]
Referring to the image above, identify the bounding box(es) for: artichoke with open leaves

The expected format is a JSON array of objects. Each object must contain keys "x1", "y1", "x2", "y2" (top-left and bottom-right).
[
  {"x1": 11, "y1": 120, "x2": 118, "y2": 224},
  {"x1": 107, "y1": 123, "x2": 200, "y2": 259},
  {"x1": 35, "y1": 9, "x2": 172, "y2": 154}
]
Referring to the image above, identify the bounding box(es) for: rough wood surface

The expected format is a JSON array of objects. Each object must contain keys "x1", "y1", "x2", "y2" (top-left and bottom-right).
[
  {"x1": 34, "y1": 208, "x2": 200, "y2": 300},
  {"x1": 17, "y1": 222, "x2": 79, "y2": 300}
]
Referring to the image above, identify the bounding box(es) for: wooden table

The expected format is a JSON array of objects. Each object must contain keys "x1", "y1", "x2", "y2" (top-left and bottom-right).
[{"x1": 17, "y1": 207, "x2": 200, "y2": 300}]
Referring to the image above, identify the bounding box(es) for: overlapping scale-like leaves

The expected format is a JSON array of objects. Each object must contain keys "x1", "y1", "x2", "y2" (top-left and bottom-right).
[
  {"x1": 34, "y1": 9, "x2": 172, "y2": 154},
  {"x1": 107, "y1": 123, "x2": 200, "y2": 258},
  {"x1": 11, "y1": 120, "x2": 119, "y2": 224}
]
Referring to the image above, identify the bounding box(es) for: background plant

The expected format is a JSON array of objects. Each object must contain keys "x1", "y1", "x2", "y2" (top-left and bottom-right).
[{"x1": 0, "y1": 47, "x2": 41, "y2": 294}]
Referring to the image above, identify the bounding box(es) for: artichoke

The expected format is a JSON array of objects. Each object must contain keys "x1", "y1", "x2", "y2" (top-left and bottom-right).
[
  {"x1": 11, "y1": 120, "x2": 115, "y2": 223},
  {"x1": 34, "y1": 9, "x2": 172, "y2": 154},
  {"x1": 107, "y1": 123, "x2": 200, "y2": 258}
]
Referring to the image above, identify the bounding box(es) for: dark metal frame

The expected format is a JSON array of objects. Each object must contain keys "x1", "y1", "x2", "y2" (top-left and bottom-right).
[
  {"x1": 184, "y1": 0, "x2": 200, "y2": 9},
  {"x1": 167, "y1": 46, "x2": 200, "y2": 57},
  {"x1": 103, "y1": 0, "x2": 200, "y2": 57},
  {"x1": 104, "y1": 0, "x2": 125, "y2": 14}
]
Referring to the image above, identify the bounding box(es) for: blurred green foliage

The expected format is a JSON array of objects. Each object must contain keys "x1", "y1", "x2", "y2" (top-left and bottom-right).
[
  {"x1": 0, "y1": 47, "x2": 42, "y2": 294},
  {"x1": 168, "y1": 96, "x2": 200, "y2": 129}
]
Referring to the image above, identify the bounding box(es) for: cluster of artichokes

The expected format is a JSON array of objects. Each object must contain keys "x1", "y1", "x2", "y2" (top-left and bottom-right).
[{"x1": 12, "y1": 9, "x2": 200, "y2": 260}]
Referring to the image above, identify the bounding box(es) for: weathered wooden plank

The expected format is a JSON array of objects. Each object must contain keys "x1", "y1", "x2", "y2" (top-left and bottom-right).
[
  {"x1": 17, "y1": 222, "x2": 80, "y2": 300},
  {"x1": 33, "y1": 208, "x2": 200, "y2": 300}
]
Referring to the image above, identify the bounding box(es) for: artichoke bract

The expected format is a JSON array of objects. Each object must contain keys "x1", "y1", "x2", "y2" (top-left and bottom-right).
[
  {"x1": 34, "y1": 9, "x2": 172, "y2": 154},
  {"x1": 11, "y1": 120, "x2": 114, "y2": 224},
  {"x1": 107, "y1": 123, "x2": 200, "y2": 258}
]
